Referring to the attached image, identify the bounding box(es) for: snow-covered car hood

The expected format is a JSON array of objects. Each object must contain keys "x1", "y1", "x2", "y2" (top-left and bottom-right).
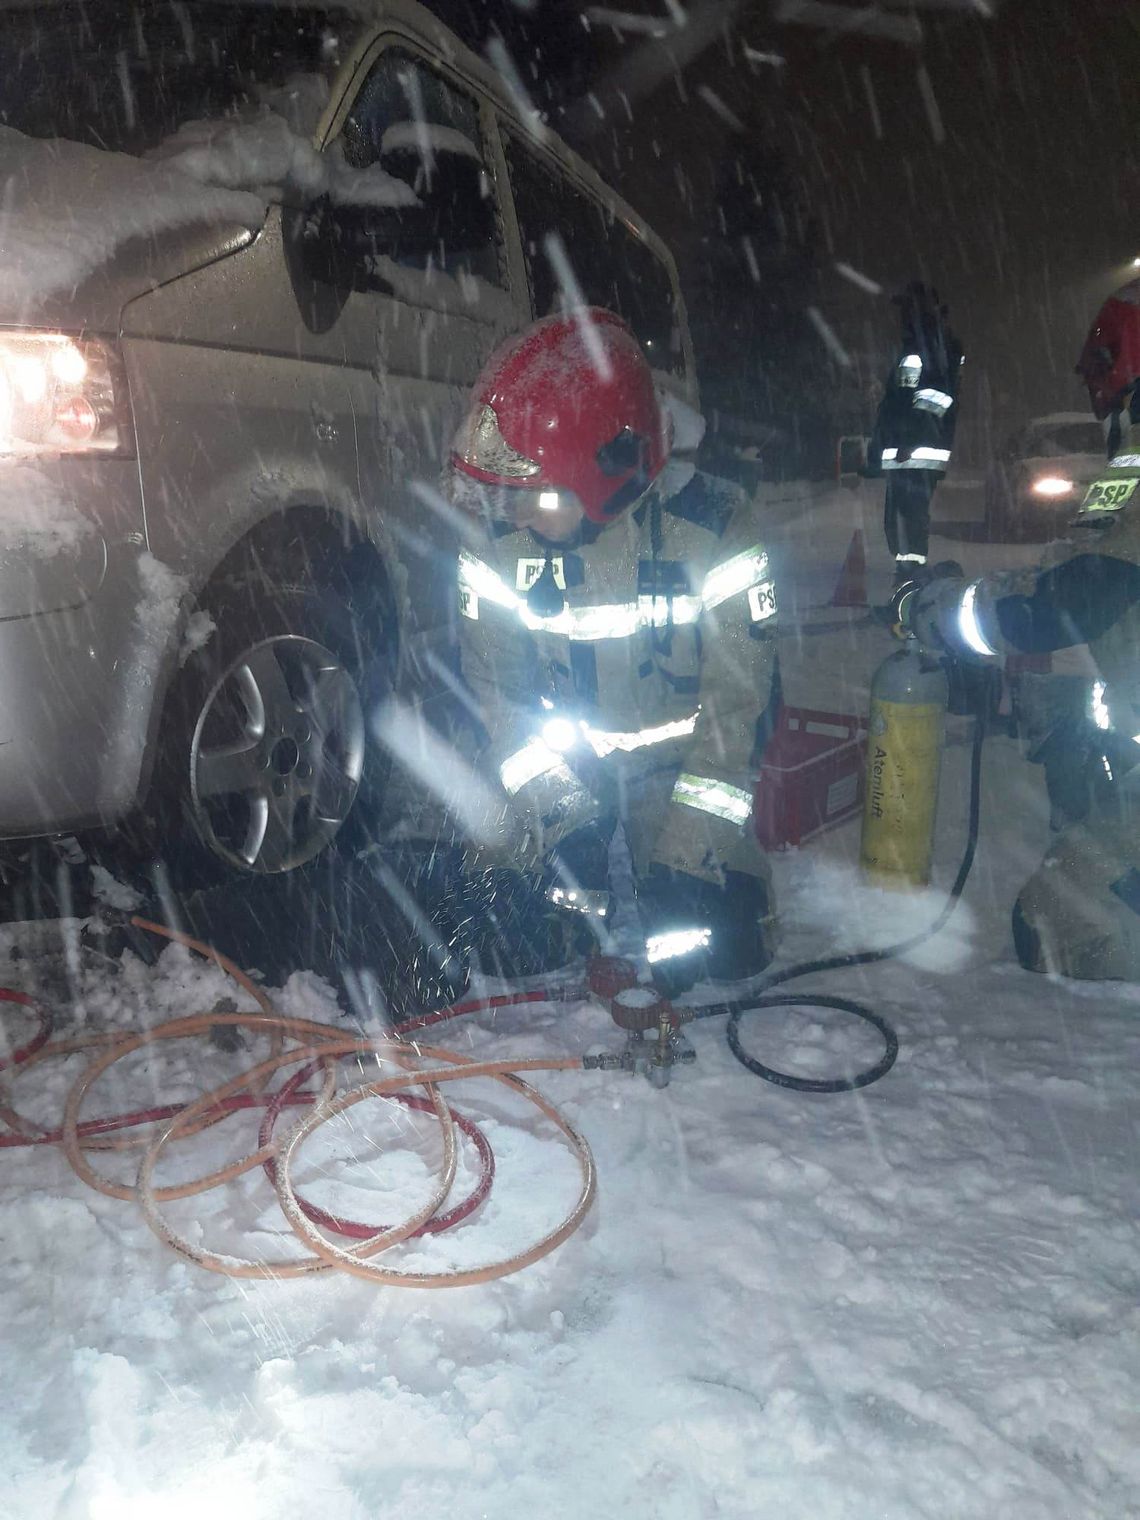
[{"x1": 0, "y1": 127, "x2": 268, "y2": 329}]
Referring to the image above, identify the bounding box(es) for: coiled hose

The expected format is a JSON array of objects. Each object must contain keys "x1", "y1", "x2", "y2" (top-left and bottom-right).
[
  {"x1": 0, "y1": 919, "x2": 596, "y2": 1287},
  {"x1": 690, "y1": 709, "x2": 985, "y2": 1092},
  {"x1": 0, "y1": 709, "x2": 983, "y2": 1292}
]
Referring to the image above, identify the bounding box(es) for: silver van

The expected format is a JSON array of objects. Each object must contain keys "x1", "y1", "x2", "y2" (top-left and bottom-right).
[{"x1": 0, "y1": 0, "x2": 694, "y2": 882}]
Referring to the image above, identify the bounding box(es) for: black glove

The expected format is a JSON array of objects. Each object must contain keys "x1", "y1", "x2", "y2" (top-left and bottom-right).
[
  {"x1": 637, "y1": 865, "x2": 773, "y2": 997},
  {"x1": 460, "y1": 866, "x2": 588, "y2": 979}
]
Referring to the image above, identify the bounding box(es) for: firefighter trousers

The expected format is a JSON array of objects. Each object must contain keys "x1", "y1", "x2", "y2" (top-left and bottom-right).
[
  {"x1": 884, "y1": 471, "x2": 937, "y2": 570},
  {"x1": 1012, "y1": 760, "x2": 1140, "y2": 980}
]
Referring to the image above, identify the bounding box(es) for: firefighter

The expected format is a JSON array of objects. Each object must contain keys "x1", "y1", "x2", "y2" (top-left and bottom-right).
[
  {"x1": 1076, "y1": 276, "x2": 1140, "y2": 459},
  {"x1": 446, "y1": 309, "x2": 781, "y2": 995},
  {"x1": 893, "y1": 449, "x2": 1140, "y2": 980},
  {"x1": 867, "y1": 283, "x2": 964, "y2": 584}
]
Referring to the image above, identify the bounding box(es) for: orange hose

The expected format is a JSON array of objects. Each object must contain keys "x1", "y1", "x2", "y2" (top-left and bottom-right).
[
  {"x1": 1, "y1": 916, "x2": 599, "y2": 1287},
  {"x1": 273, "y1": 1055, "x2": 594, "y2": 1289}
]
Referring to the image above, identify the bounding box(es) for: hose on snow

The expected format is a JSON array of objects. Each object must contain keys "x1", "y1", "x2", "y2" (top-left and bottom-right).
[
  {"x1": 0, "y1": 705, "x2": 985, "y2": 1293},
  {"x1": 689, "y1": 706, "x2": 985, "y2": 1092},
  {"x1": 0, "y1": 917, "x2": 596, "y2": 1286}
]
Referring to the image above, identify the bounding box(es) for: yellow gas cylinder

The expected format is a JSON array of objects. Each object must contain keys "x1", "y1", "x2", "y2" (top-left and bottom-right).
[{"x1": 860, "y1": 646, "x2": 948, "y2": 888}]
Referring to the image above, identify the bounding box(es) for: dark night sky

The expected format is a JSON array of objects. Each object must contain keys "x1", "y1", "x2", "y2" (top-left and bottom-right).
[
  {"x1": 449, "y1": 0, "x2": 1140, "y2": 463},
  {"x1": 776, "y1": 0, "x2": 1140, "y2": 453}
]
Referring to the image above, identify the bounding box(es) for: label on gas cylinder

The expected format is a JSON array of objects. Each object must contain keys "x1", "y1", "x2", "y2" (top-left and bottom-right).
[{"x1": 860, "y1": 699, "x2": 944, "y2": 887}]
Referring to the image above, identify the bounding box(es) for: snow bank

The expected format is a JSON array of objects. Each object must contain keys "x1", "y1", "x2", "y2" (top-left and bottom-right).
[
  {"x1": 381, "y1": 121, "x2": 482, "y2": 161},
  {"x1": 0, "y1": 879, "x2": 1136, "y2": 1518}
]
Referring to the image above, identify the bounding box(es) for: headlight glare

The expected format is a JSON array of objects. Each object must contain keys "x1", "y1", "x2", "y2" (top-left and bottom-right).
[
  {"x1": 1031, "y1": 475, "x2": 1075, "y2": 497},
  {"x1": 0, "y1": 332, "x2": 130, "y2": 457}
]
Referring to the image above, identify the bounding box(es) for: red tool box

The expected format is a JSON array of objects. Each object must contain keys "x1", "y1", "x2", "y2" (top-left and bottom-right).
[{"x1": 753, "y1": 707, "x2": 867, "y2": 850}]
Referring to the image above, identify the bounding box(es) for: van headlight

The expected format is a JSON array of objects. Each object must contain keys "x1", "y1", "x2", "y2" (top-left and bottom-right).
[{"x1": 0, "y1": 332, "x2": 131, "y2": 457}]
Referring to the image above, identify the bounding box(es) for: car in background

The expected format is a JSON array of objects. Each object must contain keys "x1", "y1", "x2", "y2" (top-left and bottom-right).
[
  {"x1": 0, "y1": 0, "x2": 692, "y2": 890},
  {"x1": 985, "y1": 412, "x2": 1105, "y2": 540}
]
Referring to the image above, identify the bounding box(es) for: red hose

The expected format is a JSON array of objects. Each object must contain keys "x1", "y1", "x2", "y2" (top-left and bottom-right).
[
  {"x1": 1, "y1": 951, "x2": 569, "y2": 1255},
  {"x1": 391, "y1": 988, "x2": 554, "y2": 1035},
  {"x1": 0, "y1": 975, "x2": 511, "y2": 1236},
  {"x1": 0, "y1": 988, "x2": 53, "y2": 1071},
  {"x1": 258, "y1": 1062, "x2": 495, "y2": 1240}
]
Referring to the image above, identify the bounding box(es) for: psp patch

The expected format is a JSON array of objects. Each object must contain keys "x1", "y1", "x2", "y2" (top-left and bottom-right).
[
  {"x1": 748, "y1": 581, "x2": 778, "y2": 622},
  {"x1": 1081, "y1": 477, "x2": 1138, "y2": 514},
  {"x1": 516, "y1": 557, "x2": 566, "y2": 591}
]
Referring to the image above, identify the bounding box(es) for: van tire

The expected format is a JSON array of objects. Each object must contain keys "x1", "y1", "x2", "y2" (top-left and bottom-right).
[{"x1": 148, "y1": 557, "x2": 392, "y2": 889}]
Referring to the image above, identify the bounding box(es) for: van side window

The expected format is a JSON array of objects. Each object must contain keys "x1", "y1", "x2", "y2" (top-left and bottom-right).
[
  {"x1": 503, "y1": 133, "x2": 683, "y2": 374},
  {"x1": 335, "y1": 49, "x2": 504, "y2": 287},
  {"x1": 605, "y1": 216, "x2": 683, "y2": 375}
]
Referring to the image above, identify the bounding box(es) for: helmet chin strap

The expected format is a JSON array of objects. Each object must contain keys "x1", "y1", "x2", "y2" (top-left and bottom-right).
[{"x1": 526, "y1": 552, "x2": 566, "y2": 617}]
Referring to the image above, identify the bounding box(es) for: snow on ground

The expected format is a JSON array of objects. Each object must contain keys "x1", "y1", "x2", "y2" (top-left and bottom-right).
[{"x1": 0, "y1": 486, "x2": 1137, "y2": 1519}]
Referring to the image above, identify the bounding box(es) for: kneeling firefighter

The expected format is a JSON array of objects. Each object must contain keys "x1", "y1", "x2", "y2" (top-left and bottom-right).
[
  {"x1": 893, "y1": 451, "x2": 1140, "y2": 979},
  {"x1": 445, "y1": 309, "x2": 782, "y2": 995}
]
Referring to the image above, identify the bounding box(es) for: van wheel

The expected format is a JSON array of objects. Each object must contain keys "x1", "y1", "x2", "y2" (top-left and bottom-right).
[{"x1": 153, "y1": 569, "x2": 391, "y2": 886}]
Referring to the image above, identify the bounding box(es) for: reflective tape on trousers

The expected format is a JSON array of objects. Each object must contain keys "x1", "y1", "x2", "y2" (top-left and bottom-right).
[
  {"x1": 671, "y1": 772, "x2": 753, "y2": 824},
  {"x1": 646, "y1": 926, "x2": 712, "y2": 963},
  {"x1": 583, "y1": 711, "x2": 698, "y2": 757}
]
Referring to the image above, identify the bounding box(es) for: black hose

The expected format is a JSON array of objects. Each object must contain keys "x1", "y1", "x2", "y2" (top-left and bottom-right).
[{"x1": 691, "y1": 707, "x2": 986, "y2": 1093}]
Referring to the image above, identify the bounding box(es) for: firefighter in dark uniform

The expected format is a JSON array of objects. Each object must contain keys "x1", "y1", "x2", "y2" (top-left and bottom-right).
[
  {"x1": 868, "y1": 283, "x2": 964, "y2": 583},
  {"x1": 446, "y1": 309, "x2": 782, "y2": 994}
]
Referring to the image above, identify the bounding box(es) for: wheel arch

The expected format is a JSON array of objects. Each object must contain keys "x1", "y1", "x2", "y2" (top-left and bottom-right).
[{"x1": 136, "y1": 500, "x2": 402, "y2": 808}]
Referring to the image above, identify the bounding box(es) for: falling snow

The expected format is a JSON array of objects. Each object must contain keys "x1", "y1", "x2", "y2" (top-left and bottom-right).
[{"x1": 0, "y1": 2, "x2": 1136, "y2": 1516}]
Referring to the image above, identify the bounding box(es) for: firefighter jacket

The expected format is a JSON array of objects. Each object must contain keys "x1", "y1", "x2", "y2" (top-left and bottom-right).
[
  {"x1": 455, "y1": 470, "x2": 781, "y2": 886},
  {"x1": 915, "y1": 456, "x2": 1140, "y2": 982},
  {"x1": 921, "y1": 454, "x2": 1140, "y2": 750},
  {"x1": 868, "y1": 322, "x2": 964, "y2": 478}
]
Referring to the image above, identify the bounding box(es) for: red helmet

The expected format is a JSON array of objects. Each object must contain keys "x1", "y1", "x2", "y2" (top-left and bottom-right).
[
  {"x1": 451, "y1": 309, "x2": 670, "y2": 530},
  {"x1": 1077, "y1": 280, "x2": 1140, "y2": 419}
]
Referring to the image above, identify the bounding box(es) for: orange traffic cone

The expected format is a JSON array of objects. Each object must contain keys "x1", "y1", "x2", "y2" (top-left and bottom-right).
[{"x1": 831, "y1": 528, "x2": 867, "y2": 608}]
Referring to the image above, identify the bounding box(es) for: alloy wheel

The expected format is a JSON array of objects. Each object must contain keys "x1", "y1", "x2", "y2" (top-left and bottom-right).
[{"x1": 189, "y1": 635, "x2": 366, "y2": 873}]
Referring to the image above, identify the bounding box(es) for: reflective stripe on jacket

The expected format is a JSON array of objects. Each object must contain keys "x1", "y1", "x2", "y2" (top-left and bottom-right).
[
  {"x1": 457, "y1": 470, "x2": 781, "y2": 882},
  {"x1": 868, "y1": 330, "x2": 963, "y2": 476}
]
